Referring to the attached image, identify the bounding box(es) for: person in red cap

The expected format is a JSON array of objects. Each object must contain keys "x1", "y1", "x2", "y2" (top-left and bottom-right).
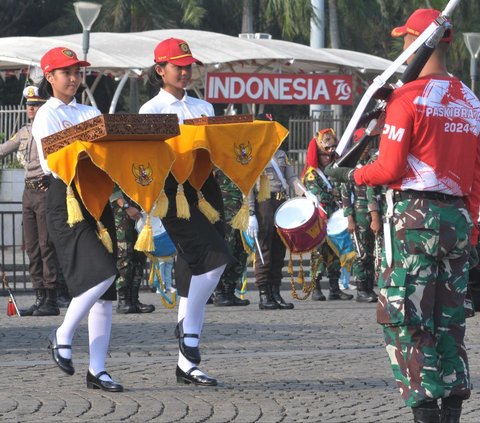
[
  {"x1": 0, "y1": 86, "x2": 62, "y2": 317},
  {"x1": 326, "y1": 8, "x2": 480, "y2": 423},
  {"x1": 32, "y1": 47, "x2": 123, "y2": 392},
  {"x1": 139, "y1": 38, "x2": 231, "y2": 386}
]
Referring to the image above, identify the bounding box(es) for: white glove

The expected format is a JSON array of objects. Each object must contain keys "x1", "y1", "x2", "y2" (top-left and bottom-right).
[
  {"x1": 247, "y1": 215, "x2": 259, "y2": 238},
  {"x1": 305, "y1": 190, "x2": 319, "y2": 207}
]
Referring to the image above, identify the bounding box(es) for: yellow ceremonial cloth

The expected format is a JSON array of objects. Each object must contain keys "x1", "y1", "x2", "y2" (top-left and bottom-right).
[
  {"x1": 167, "y1": 121, "x2": 288, "y2": 195},
  {"x1": 47, "y1": 140, "x2": 175, "y2": 220}
]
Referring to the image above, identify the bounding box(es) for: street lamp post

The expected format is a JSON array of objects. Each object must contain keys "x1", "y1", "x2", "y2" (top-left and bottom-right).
[
  {"x1": 463, "y1": 32, "x2": 480, "y2": 94},
  {"x1": 73, "y1": 1, "x2": 102, "y2": 104}
]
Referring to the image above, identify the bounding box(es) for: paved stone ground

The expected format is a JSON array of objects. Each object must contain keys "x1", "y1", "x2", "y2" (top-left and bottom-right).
[{"x1": 1, "y1": 289, "x2": 479, "y2": 423}]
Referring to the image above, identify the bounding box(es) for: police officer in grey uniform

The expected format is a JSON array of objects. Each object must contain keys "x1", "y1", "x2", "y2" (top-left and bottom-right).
[
  {"x1": 0, "y1": 86, "x2": 60, "y2": 316},
  {"x1": 248, "y1": 132, "x2": 305, "y2": 310}
]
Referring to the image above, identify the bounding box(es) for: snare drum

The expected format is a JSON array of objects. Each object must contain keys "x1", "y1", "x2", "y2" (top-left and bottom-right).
[
  {"x1": 326, "y1": 209, "x2": 356, "y2": 268},
  {"x1": 274, "y1": 197, "x2": 326, "y2": 254}
]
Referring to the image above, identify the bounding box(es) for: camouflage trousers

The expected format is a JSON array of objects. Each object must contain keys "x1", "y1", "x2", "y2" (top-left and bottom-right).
[
  {"x1": 112, "y1": 204, "x2": 146, "y2": 290},
  {"x1": 311, "y1": 241, "x2": 340, "y2": 281},
  {"x1": 351, "y1": 210, "x2": 375, "y2": 284},
  {"x1": 376, "y1": 197, "x2": 472, "y2": 407},
  {"x1": 220, "y1": 225, "x2": 249, "y2": 286}
]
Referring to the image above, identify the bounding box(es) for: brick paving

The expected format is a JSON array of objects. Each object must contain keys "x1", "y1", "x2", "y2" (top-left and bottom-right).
[{"x1": 1, "y1": 288, "x2": 479, "y2": 422}]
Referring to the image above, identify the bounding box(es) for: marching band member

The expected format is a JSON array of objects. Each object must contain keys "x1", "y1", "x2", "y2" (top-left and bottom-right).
[
  {"x1": 32, "y1": 47, "x2": 122, "y2": 392},
  {"x1": 326, "y1": 9, "x2": 480, "y2": 422},
  {"x1": 139, "y1": 38, "x2": 231, "y2": 386},
  {"x1": 302, "y1": 128, "x2": 354, "y2": 302}
]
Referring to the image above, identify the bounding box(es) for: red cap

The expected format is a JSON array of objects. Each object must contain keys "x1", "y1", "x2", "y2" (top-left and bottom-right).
[
  {"x1": 154, "y1": 38, "x2": 201, "y2": 66},
  {"x1": 391, "y1": 9, "x2": 452, "y2": 43},
  {"x1": 40, "y1": 47, "x2": 90, "y2": 73}
]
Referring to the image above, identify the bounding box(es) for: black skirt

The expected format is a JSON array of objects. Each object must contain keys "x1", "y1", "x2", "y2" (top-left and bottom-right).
[
  {"x1": 46, "y1": 176, "x2": 118, "y2": 300},
  {"x1": 162, "y1": 173, "x2": 232, "y2": 297}
]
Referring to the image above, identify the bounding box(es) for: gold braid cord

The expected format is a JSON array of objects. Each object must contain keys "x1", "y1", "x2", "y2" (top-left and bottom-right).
[
  {"x1": 289, "y1": 252, "x2": 317, "y2": 301},
  {"x1": 145, "y1": 253, "x2": 177, "y2": 309}
]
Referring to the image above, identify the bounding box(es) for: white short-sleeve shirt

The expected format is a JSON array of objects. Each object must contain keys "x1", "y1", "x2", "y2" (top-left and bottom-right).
[
  {"x1": 32, "y1": 97, "x2": 100, "y2": 175},
  {"x1": 139, "y1": 89, "x2": 214, "y2": 122}
]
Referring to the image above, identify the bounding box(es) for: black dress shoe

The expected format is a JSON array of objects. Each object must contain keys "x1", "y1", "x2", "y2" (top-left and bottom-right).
[
  {"x1": 176, "y1": 366, "x2": 217, "y2": 386},
  {"x1": 86, "y1": 371, "x2": 124, "y2": 392},
  {"x1": 174, "y1": 319, "x2": 201, "y2": 364},
  {"x1": 47, "y1": 329, "x2": 74, "y2": 376}
]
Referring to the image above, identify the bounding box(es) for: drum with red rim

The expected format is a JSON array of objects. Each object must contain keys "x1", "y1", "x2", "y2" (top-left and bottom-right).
[{"x1": 274, "y1": 197, "x2": 327, "y2": 254}]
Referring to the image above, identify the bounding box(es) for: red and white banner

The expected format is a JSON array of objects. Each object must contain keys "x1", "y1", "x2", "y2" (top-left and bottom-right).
[{"x1": 206, "y1": 73, "x2": 353, "y2": 105}]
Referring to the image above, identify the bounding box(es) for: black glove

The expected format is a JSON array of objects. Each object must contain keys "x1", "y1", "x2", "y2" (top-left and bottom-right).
[{"x1": 324, "y1": 163, "x2": 355, "y2": 183}]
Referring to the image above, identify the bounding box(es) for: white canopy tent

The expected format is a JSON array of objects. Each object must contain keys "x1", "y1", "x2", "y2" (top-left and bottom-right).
[{"x1": 0, "y1": 29, "x2": 398, "y2": 112}]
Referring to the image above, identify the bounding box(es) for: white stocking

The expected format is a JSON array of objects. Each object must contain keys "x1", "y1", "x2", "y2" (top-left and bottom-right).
[
  {"x1": 177, "y1": 264, "x2": 226, "y2": 372},
  {"x1": 55, "y1": 275, "x2": 115, "y2": 359},
  {"x1": 88, "y1": 300, "x2": 113, "y2": 381}
]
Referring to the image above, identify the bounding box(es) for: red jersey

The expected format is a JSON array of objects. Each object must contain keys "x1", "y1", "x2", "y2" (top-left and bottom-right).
[{"x1": 354, "y1": 75, "x2": 480, "y2": 243}]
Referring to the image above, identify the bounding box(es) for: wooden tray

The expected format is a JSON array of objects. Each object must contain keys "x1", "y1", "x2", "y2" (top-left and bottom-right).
[
  {"x1": 183, "y1": 114, "x2": 253, "y2": 125},
  {"x1": 42, "y1": 113, "x2": 180, "y2": 156}
]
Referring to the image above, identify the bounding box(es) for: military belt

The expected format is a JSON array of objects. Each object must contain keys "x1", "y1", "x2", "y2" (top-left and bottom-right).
[
  {"x1": 394, "y1": 189, "x2": 459, "y2": 203},
  {"x1": 271, "y1": 192, "x2": 287, "y2": 201},
  {"x1": 25, "y1": 176, "x2": 49, "y2": 191}
]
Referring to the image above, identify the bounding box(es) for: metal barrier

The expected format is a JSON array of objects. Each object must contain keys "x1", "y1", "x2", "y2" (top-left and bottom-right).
[{"x1": 0, "y1": 204, "x2": 28, "y2": 293}]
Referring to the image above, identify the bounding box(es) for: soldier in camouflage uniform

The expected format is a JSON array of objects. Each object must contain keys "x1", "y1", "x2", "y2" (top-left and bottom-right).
[
  {"x1": 212, "y1": 169, "x2": 250, "y2": 306},
  {"x1": 340, "y1": 145, "x2": 379, "y2": 303},
  {"x1": 325, "y1": 10, "x2": 480, "y2": 422},
  {"x1": 365, "y1": 158, "x2": 386, "y2": 292},
  {"x1": 302, "y1": 128, "x2": 353, "y2": 302},
  {"x1": 110, "y1": 187, "x2": 155, "y2": 314}
]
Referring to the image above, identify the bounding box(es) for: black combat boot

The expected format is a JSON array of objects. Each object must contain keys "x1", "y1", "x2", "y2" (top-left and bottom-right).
[
  {"x1": 366, "y1": 278, "x2": 378, "y2": 301},
  {"x1": 328, "y1": 278, "x2": 353, "y2": 300},
  {"x1": 56, "y1": 283, "x2": 71, "y2": 308},
  {"x1": 213, "y1": 282, "x2": 234, "y2": 306},
  {"x1": 271, "y1": 285, "x2": 294, "y2": 309},
  {"x1": 116, "y1": 286, "x2": 135, "y2": 314},
  {"x1": 131, "y1": 284, "x2": 155, "y2": 313},
  {"x1": 227, "y1": 282, "x2": 250, "y2": 306},
  {"x1": 441, "y1": 396, "x2": 462, "y2": 423},
  {"x1": 311, "y1": 274, "x2": 326, "y2": 301},
  {"x1": 33, "y1": 289, "x2": 60, "y2": 316},
  {"x1": 412, "y1": 401, "x2": 440, "y2": 423},
  {"x1": 258, "y1": 286, "x2": 280, "y2": 310},
  {"x1": 356, "y1": 280, "x2": 377, "y2": 303},
  {"x1": 20, "y1": 289, "x2": 45, "y2": 316}
]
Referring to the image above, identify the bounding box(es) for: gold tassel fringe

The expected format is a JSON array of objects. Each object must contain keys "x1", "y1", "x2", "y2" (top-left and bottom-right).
[
  {"x1": 134, "y1": 215, "x2": 154, "y2": 252},
  {"x1": 66, "y1": 185, "x2": 84, "y2": 227},
  {"x1": 197, "y1": 191, "x2": 220, "y2": 223},
  {"x1": 298, "y1": 263, "x2": 304, "y2": 285},
  {"x1": 231, "y1": 200, "x2": 249, "y2": 230},
  {"x1": 257, "y1": 172, "x2": 271, "y2": 202},
  {"x1": 175, "y1": 184, "x2": 190, "y2": 219},
  {"x1": 97, "y1": 221, "x2": 113, "y2": 253},
  {"x1": 288, "y1": 253, "x2": 293, "y2": 274},
  {"x1": 152, "y1": 190, "x2": 168, "y2": 218}
]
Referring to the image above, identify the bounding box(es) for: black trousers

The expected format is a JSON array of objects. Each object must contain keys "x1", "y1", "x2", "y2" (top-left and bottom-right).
[
  {"x1": 22, "y1": 187, "x2": 58, "y2": 290},
  {"x1": 254, "y1": 196, "x2": 286, "y2": 289}
]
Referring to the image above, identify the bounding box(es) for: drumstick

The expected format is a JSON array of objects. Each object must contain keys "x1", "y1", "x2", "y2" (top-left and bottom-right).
[
  {"x1": 296, "y1": 182, "x2": 327, "y2": 216},
  {"x1": 254, "y1": 235, "x2": 265, "y2": 265}
]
